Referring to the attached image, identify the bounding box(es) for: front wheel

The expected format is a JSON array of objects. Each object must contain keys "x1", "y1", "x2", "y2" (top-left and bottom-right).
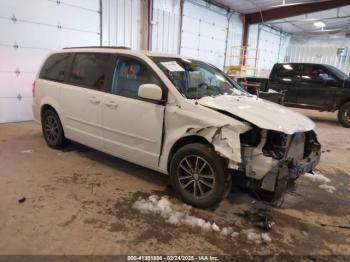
[
  {"x1": 337, "y1": 102, "x2": 350, "y2": 128},
  {"x1": 169, "y1": 143, "x2": 226, "y2": 208}
]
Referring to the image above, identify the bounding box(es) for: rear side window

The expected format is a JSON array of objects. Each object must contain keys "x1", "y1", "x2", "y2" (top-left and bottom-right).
[
  {"x1": 273, "y1": 64, "x2": 299, "y2": 81},
  {"x1": 39, "y1": 53, "x2": 70, "y2": 82},
  {"x1": 68, "y1": 53, "x2": 111, "y2": 92}
]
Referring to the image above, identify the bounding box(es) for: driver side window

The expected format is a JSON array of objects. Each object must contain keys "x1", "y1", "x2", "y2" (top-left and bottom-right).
[
  {"x1": 301, "y1": 65, "x2": 336, "y2": 82},
  {"x1": 111, "y1": 56, "x2": 162, "y2": 99}
]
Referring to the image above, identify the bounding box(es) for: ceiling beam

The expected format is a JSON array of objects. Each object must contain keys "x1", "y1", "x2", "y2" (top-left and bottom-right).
[
  {"x1": 267, "y1": 15, "x2": 350, "y2": 25},
  {"x1": 245, "y1": 0, "x2": 350, "y2": 25}
]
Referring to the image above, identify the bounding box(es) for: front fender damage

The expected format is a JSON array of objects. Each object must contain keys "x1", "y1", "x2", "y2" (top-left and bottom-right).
[
  {"x1": 186, "y1": 125, "x2": 248, "y2": 169},
  {"x1": 158, "y1": 101, "x2": 251, "y2": 173}
]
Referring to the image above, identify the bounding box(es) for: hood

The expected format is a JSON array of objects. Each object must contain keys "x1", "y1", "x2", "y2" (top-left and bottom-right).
[{"x1": 198, "y1": 95, "x2": 315, "y2": 135}]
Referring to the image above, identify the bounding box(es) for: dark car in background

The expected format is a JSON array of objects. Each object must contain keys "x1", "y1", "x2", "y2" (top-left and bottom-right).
[{"x1": 242, "y1": 63, "x2": 350, "y2": 127}]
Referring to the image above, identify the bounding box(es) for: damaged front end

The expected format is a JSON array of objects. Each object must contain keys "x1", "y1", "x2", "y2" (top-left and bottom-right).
[{"x1": 240, "y1": 127, "x2": 321, "y2": 198}]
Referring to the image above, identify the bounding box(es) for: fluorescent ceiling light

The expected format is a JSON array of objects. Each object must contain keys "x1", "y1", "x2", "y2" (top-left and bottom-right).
[{"x1": 314, "y1": 21, "x2": 326, "y2": 28}]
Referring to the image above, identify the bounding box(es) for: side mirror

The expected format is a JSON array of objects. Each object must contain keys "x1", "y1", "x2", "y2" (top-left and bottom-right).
[{"x1": 138, "y1": 84, "x2": 162, "y2": 101}]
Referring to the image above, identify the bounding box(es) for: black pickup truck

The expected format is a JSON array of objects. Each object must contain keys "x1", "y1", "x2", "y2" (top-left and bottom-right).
[{"x1": 242, "y1": 63, "x2": 350, "y2": 127}]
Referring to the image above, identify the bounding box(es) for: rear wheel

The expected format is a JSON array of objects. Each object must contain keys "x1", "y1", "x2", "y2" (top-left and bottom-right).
[
  {"x1": 42, "y1": 109, "x2": 69, "y2": 149},
  {"x1": 170, "y1": 143, "x2": 226, "y2": 208},
  {"x1": 338, "y1": 102, "x2": 350, "y2": 128}
]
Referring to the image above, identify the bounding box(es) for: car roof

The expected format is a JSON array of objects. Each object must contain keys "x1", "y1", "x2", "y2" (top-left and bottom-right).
[
  {"x1": 58, "y1": 46, "x2": 185, "y2": 59},
  {"x1": 277, "y1": 62, "x2": 326, "y2": 66}
]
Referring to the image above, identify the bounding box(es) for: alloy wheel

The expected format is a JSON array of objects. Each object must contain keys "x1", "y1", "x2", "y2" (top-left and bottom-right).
[
  {"x1": 44, "y1": 115, "x2": 60, "y2": 145},
  {"x1": 343, "y1": 109, "x2": 350, "y2": 124},
  {"x1": 177, "y1": 155, "x2": 216, "y2": 199}
]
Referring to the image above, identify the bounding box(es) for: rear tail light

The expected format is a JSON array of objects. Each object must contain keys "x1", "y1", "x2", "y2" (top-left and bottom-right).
[{"x1": 32, "y1": 81, "x2": 36, "y2": 97}]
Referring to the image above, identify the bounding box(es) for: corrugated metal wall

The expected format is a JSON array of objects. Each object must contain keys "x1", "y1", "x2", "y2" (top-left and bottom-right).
[
  {"x1": 102, "y1": 0, "x2": 147, "y2": 49},
  {"x1": 286, "y1": 37, "x2": 350, "y2": 74},
  {"x1": 151, "y1": 0, "x2": 181, "y2": 54},
  {"x1": 0, "y1": 0, "x2": 100, "y2": 123},
  {"x1": 152, "y1": 0, "x2": 244, "y2": 70}
]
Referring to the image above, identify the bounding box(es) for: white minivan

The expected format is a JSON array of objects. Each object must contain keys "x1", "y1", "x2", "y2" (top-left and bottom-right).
[{"x1": 32, "y1": 47, "x2": 321, "y2": 208}]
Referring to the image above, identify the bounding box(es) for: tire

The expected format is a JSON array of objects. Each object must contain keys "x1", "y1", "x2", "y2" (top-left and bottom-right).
[
  {"x1": 169, "y1": 143, "x2": 226, "y2": 208},
  {"x1": 338, "y1": 102, "x2": 350, "y2": 128},
  {"x1": 42, "y1": 109, "x2": 69, "y2": 149}
]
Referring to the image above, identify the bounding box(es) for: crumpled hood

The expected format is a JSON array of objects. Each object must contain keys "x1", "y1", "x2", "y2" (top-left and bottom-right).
[{"x1": 198, "y1": 95, "x2": 315, "y2": 134}]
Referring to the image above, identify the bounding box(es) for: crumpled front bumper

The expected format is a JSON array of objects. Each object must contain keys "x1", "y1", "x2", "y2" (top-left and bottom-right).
[
  {"x1": 288, "y1": 150, "x2": 321, "y2": 179},
  {"x1": 242, "y1": 129, "x2": 321, "y2": 196},
  {"x1": 261, "y1": 147, "x2": 321, "y2": 193}
]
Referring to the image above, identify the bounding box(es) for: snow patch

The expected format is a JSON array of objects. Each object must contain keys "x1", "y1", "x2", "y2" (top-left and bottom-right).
[
  {"x1": 133, "y1": 195, "x2": 239, "y2": 239},
  {"x1": 261, "y1": 233, "x2": 272, "y2": 244},
  {"x1": 231, "y1": 231, "x2": 240, "y2": 238},
  {"x1": 304, "y1": 171, "x2": 331, "y2": 184},
  {"x1": 318, "y1": 184, "x2": 336, "y2": 194},
  {"x1": 303, "y1": 171, "x2": 336, "y2": 194},
  {"x1": 245, "y1": 229, "x2": 272, "y2": 244},
  {"x1": 21, "y1": 149, "x2": 33, "y2": 154}
]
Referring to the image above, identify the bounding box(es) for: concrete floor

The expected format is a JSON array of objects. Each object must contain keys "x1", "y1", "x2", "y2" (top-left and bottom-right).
[{"x1": 0, "y1": 109, "x2": 349, "y2": 255}]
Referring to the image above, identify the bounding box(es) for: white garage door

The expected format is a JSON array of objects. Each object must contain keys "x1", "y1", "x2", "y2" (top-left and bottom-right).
[
  {"x1": 180, "y1": 0, "x2": 228, "y2": 69},
  {"x1": 0, "y1": 0, "x2": 100, "y2": 123},
  {"x1": 256, "y1": 27, "x2": 282, "y2": 78}
]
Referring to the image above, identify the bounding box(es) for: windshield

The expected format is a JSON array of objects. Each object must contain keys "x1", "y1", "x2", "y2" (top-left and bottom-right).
[{"x1": 151, "y1": 57, "x2": 247, "y2": 99}]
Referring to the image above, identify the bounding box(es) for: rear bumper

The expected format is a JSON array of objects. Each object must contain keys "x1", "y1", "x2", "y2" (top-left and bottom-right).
[{"x1": 32, "y1": 103, "x2": 41, "y2": 124}]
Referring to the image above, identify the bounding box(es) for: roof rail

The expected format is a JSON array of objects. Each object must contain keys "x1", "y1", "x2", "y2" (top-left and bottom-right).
[{"x1": 63, "y1": 46, "x2": 131, "y2": 50}]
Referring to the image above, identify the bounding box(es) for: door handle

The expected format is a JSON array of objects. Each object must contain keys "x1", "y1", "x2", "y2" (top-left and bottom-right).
[
  {"x1": 88, "y1": 97, "x2": 100, "y2": 104},
  {"x1": 104, "y1": 101, "x2": 118, "y2": 109}
]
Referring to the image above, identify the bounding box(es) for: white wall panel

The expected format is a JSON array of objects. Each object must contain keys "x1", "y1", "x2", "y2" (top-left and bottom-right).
[
  {"x1": 225, "y1": 12, "x2": 243, "y2": 67},
  {"x1": 180, "y1": 0, "x2": 228, "y2": 69},
  {"x1": 102, "y1": 0, "x2": 145, "y2": 49},
  {"x1": 248, "y1": 25, "x2": 290, "y2": 77},
  {"x1": 278, "y1": 34, "x2": 291, "y2": 63},
  {"x1": 246, "y1": 24, "x2": 259, "y2": 70},
  {"x1": 56, "y1": 0, "x2": 100, "y2": 10},
  {"x1": 0, "y1": 0, "x2": 100, "y2": 123},
  {"x1": 256, "y1": 27, "x2": 282, "y2": 78},
  {"x1": 151, "y1": 0, "x2": 181, "y2": 54},
  {"x1": 286, "y1": 35, "x2": 350, "y2": 75}
]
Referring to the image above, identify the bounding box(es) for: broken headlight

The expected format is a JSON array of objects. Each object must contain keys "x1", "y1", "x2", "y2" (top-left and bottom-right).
[
  {"x1": 263, "y1": 131, "x2": 288, "y2": 160},
  {"x1": 240, "y1": 126, "x2": 261, "y2": 147},
  {"x1": 304, "y1": 130, "x2": 321, "y2": 158}
]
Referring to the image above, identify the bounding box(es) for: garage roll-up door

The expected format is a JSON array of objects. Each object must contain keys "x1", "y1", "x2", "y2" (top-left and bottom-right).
[
  {"x1": 180, "y1": 0, "x2": 228, "y2": 69},
  {"x1": 256, "y1": 27, "x2": 282, "y2": 78},
  {"x1": 0, "y1": 0, "x2": 100, "y2": 123}
]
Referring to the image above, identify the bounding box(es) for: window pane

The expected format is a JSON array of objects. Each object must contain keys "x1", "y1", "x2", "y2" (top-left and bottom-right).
[
  {"x1": 68, "y1": 53, "x2": 110, "y2": 91},
  {"x1": 153, "y1": 58, "x2": 241, "y2": 99},
  {"x1": 39, "y1": 53, "x2": 70, "y2": 82},
  {"x1": 187, "y1": 66, "x2": 232, "y2": 97},
  {"x1": 275, "y1": 64, "x2": 298, "y2": 81},
  {"x1": 301, "y1": 65, "x2": 335, "y2": 82},
  {"x1": 112, "y1": 57, "x2": 161, "y2": 98}
]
